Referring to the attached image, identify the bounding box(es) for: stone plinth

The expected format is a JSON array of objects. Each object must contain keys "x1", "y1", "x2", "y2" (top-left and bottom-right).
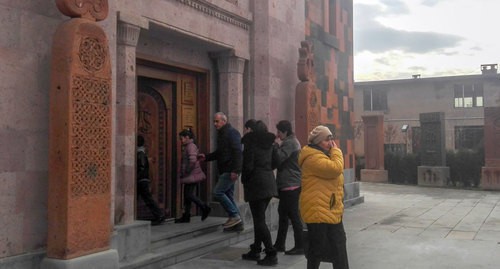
[
  {"x1": 41, "y1": 250, "x2": 118, "y2": 269},
  {"x1": 361, "y1": 169, "x2": 388, "y2": 183},
  {"x1": 481, "y1": 167, "x2": 500, "y2": 190},
  {"x1": 343, "y1": 169, "x2": 364, "y2": 207},
  {"x1": 418, "y1": 166, "x2": 450, "y2": 187},
  {"x1": 111, "y1": 221, "x2": 151, "y2": 262}
]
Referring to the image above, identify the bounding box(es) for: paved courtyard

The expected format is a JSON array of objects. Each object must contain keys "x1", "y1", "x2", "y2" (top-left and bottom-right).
[{"x1": 165, "y1": 182, "x2": 500, "y2": 269}]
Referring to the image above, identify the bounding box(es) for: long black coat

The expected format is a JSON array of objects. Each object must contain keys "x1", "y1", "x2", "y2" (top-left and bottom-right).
[{"x1": 241, "y1": 131, "x2": 278, "y2": 202}]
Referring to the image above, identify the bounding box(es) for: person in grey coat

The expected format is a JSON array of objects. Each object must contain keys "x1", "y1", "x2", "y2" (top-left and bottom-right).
[{"x1": 272, "y1": 120, "x2": 304, "y2": 255}]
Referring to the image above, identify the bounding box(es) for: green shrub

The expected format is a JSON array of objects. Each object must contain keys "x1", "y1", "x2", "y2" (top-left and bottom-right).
[
  {"x1": 384, "y1": 152, "x2": 419, "y2": 185},
  {"x1": 446, "y1": 148, "x2": 484, "y2": 187}
]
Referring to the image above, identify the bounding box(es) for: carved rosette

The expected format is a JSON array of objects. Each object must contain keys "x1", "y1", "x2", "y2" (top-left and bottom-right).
[{"x1": 56, "y1": 0, "x2": 108, "y2": 21}]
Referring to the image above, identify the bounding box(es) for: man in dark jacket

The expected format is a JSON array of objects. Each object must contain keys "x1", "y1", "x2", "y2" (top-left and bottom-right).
[
  {"x1": 137, "y1": 135, "x2": 166, "y2": 226},
  {"x1": 199, "y1": 112, "x2": 243, "y2": 231}
]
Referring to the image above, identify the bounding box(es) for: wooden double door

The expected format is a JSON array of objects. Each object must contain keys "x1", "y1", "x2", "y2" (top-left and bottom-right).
[{"x1": 136, "y1": 65, "x2": 208, "y2": 220}]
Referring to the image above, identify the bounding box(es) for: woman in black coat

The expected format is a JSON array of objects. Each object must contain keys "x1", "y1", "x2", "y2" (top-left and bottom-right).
[{"x1": 240, "y1": 120, "x2": 278, "y2": 266}]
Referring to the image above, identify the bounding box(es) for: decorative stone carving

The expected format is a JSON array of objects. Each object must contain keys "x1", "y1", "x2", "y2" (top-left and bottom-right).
[
  {"x1": 47, "y1": 0, "x2": 112, "y2": 260},
  {"x1": 56, "y1": 0, "x2": 109, "y2": 21},
  {"x1": 360, "y1": 115, "x2": 388, "y2": 182},
  {"x1": 481, "y1": 107, "x2": 500, "y2": 190},
  {"x1": 295, "y1": 41, "x2": 321, "y2": 145},
  {"x1": 417, "y1": 112, "x2": 449, "y2": 187},
  {"x1": 362, "y1": 115, "x2": 384, "y2": 169},
  {"x1": 177, "y1": 0, "x2": 249, "y2": 30},
  {"x1": 297, "y1": 41, "x2": 316, "y2": 83}
]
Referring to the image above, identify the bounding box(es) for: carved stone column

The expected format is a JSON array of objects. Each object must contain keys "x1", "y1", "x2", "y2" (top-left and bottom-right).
[
  {"x1": 114, "y1": 14, "x2": 148, "y2": 225},
  {"x1": 216, "y1": 53, "x2": 246, "y2": 131},
  {"x1": 42, "y1": 0, "x2": 118, "y2": 268},
  {"x1": 215, "y1": 53, "x2": 245, "y2": 203},
  {"x1": 417, "y1": 112, "x2": 449, "y2": 186},
  {"x1": 481, "y1": 107, "x2": 500, "y2": 190},
  {"x1": 360, "y1": 115, "x2": 388, "y2": 182}
]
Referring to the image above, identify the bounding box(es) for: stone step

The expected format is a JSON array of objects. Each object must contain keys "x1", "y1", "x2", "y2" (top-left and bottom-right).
[
  {"x1": 119, "y1": 217, "x2": 253, "y2": 269},
  {"x1": 150, "y1": 217, "x2": 227, "y2": 249}
]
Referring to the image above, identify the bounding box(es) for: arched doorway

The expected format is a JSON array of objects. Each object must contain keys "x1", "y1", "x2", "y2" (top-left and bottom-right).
[{"x1": 136, "y1": 63, "x2": 210, "y2": 221}]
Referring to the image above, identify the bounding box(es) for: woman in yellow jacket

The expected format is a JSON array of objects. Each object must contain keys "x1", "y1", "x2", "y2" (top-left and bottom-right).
[{"x1": 298, "y1": 125, "x2": 349, "y2": 269}]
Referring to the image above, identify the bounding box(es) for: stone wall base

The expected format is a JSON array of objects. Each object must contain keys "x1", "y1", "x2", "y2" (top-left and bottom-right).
[
  {"x1": 111, "y1": 221, "x2": 150, "y2": 263},
  {"x1": 360, "y1": 169, "x2": 388, "y2": 183},
  {"x1": 418, "y1": 166, "x2": 450, "y2": 187},
  {"x1": 344, "y1": 182, "x2": 364, "y2": 207},
  {"x1": 40, "y1": 249, "x2": 118, "y2": 269},
  {"x1": 481, "y1": 167, "x2": 500, "y2": 190}
]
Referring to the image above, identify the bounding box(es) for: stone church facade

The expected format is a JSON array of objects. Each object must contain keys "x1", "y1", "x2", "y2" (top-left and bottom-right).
[{"x1": 0, "y1": 0, "x2": 358, "y2": 268}]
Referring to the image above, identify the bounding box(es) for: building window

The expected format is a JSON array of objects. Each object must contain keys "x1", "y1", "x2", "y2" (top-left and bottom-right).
[
  {"x1": 454, "y1": 84, "x2": 483, "y2": 108},
  {"x1": 363, "y1": 89, "x2": 387, "y2": 111},
  {"x1": 454, "y1": 126, "x2": 483, "y2": 150}
]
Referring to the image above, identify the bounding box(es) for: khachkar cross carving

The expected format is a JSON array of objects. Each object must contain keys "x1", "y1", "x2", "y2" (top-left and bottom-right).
[
  {"x1": 47, "y1": 0, "x2": 112, "y2": 260},
  {"x1": 295, "y1": 41, "x2": 321, "y2": 145},
  {"x1": 297, "y1": 41, "x2": 316, "y2": 83}
]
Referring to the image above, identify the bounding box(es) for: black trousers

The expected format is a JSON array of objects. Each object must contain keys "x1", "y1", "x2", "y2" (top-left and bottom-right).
[
  {"x1": 275, "y1": 188, "x2": 303, "y2": 248},
  {"x1": 137, "y1": 180, "x2": 164, "y2": 220},
  {"x1": 183, "y1": 183, "x2": 206, "y2": 214},
  {"x1": 249, "y1": 198, "x2": 273, "y2": 251},
  {"x1": 306, "y1": 222, "x2": 349, "y2": 269}
]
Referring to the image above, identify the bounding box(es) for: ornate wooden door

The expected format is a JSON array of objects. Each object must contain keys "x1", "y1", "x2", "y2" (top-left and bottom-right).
[
  {"x1": 136, "y1": 66, "x2": 207, "y2": 221},
  {"x1": 137, "y1": 77, "x2": 174, "y2": 219}
]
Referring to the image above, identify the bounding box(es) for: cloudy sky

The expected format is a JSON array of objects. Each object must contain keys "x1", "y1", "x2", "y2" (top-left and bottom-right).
[{"x1": 353, "y1": 0, "x2": 500, "y2": 81}]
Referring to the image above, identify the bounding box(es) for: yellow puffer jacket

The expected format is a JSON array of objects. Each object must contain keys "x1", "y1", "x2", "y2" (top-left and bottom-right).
[{"x1": 298, "y1": 145, "x2": 344, "y2": 224}]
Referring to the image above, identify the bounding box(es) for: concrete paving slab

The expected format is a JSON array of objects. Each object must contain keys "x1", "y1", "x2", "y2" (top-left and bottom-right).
[
  {"x1": 163, "y1": 183, "x2": 500, "y2": 269},
  {"x1": 446, "y1": 230, "x2": 476, "y2": 240}
]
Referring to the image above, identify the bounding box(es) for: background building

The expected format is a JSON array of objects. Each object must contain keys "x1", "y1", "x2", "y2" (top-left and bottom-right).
[
  {"x1": 0, "y1": 0, "x2": 357, "y2": 268},
  {"x1": 354, "y1": 64, "x2": 500, "y2": 157}
]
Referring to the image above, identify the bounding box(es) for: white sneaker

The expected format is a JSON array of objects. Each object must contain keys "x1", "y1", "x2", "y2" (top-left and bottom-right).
[{"x1": 223, "y1": 217, "x2": 242, "y2": 228}]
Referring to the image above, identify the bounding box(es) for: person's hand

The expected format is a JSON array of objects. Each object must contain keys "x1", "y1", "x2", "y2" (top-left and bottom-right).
[
  {"x1": 274, "y1": 136, "x2": 282, "y2": 145},
  {"x1": 197, "y1": 153, "x2": 206, "y2": 161},
  {"x1": 230, "y1": 172, "x2": 238, "y2": 181},
  {"x1": 331, "y1": 140, "x2": 338, "y2": 149}
]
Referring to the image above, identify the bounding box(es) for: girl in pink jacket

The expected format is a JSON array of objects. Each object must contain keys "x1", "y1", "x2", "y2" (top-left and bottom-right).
[{"x1": 175, "y1": 129, "x2": 211, "y2": 223}]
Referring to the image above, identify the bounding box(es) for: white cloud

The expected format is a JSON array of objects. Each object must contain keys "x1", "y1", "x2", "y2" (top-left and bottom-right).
[{"x1": 354, "y1": 0, "x2": 500, "y2": 81}]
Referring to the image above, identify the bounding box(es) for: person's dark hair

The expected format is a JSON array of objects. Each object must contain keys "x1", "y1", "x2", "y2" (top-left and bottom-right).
[
  {"x1": 179, "y1": 128, "x2": 195, "y2": 139},
  {"x1": 244, "y1": 119, "x2": 257, "y2": 131},
  {"x1": 137, "y1": 135, "x2": 145, "y2": 147},
  {"x1": 254, "y1": 120, "x2": 268, "y2": 133},
  {"x1": 276, "y1": 120, "x2": 293, "y2": 136}
]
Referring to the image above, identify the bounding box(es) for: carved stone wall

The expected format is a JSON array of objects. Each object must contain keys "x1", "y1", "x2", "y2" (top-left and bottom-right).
[{"x1": 419, "y1": 112, "x2": 446, "y2": 166}]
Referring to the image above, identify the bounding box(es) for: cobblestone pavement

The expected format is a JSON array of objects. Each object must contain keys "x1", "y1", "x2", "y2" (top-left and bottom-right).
[{"x1": 164, "y1": 182, "x2": 500, "y2": 269}]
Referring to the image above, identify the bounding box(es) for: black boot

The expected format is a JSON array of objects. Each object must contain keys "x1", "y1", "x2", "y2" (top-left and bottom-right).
[
  {"x1": 273, "y1": 243, "x2": 285, "y2": 252},
  {"x1": 307, "y1": 258, "x2": 320, "y2": 269},
  {"x1": 242, "y1": 244, "x2": 262, "y2": 261},
  {"x1": 201, "y1": 205, "x2": 212, "y2": 221},
  {"x1": 175, "y1": 213, "x2": 190, "y2": 223},
  {"x1": 257, "y1": 249, "x2": 277, "y2": 266}
]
